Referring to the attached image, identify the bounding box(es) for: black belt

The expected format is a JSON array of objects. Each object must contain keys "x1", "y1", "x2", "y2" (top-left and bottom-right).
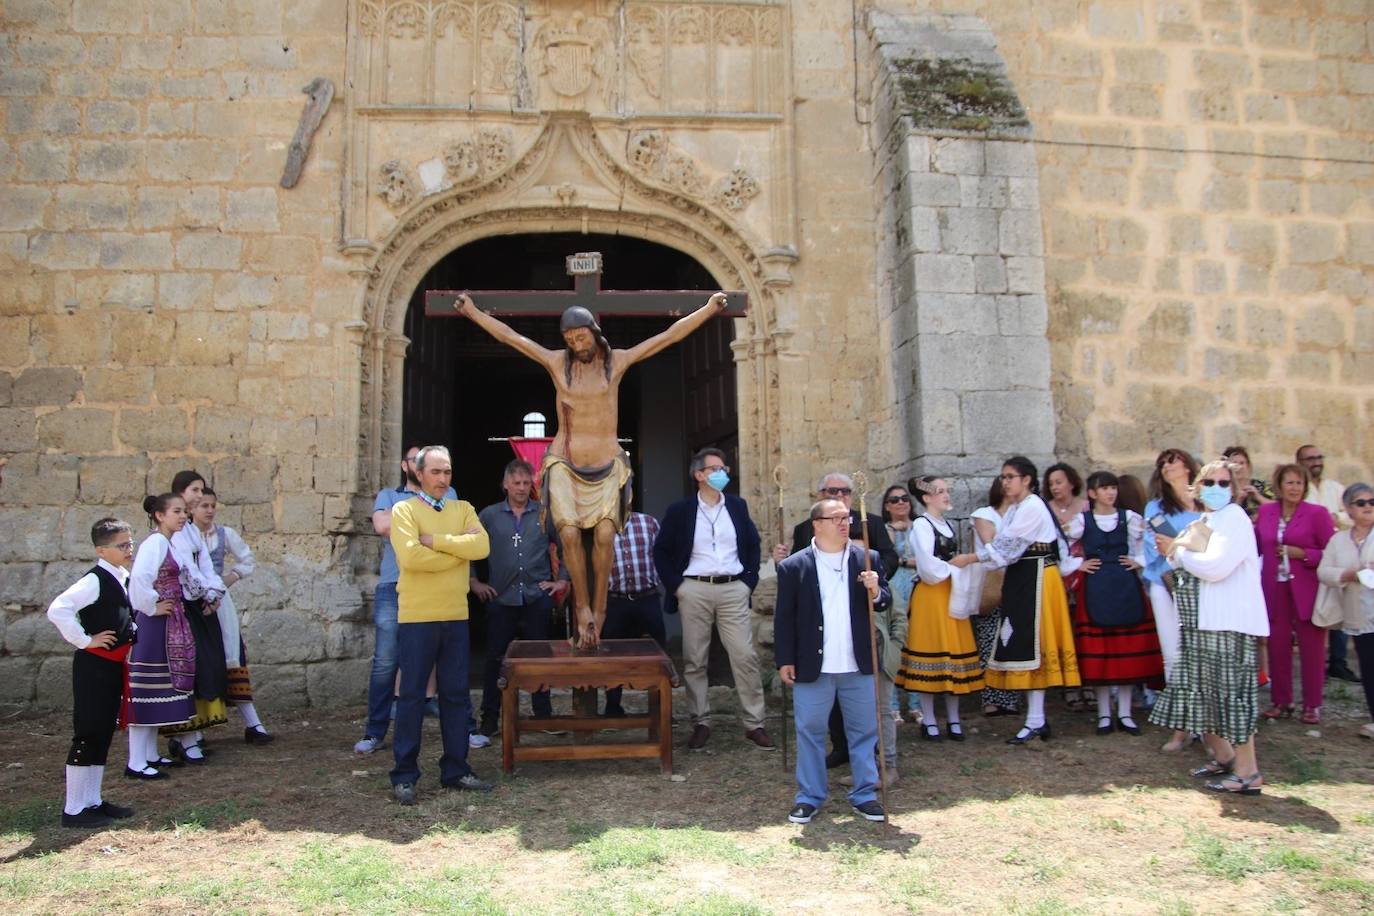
[
  {"x1": 684, "y1": 574, "x2": 743, "y2": 584},
  {"x1": 609, "y1": 588, "x2": 658, "y2": 600}
]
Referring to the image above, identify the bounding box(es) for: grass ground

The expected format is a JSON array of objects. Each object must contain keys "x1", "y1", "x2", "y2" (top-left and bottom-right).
[{"x1": 2, "y1": 680, "x2": 1372, "y2": 915}]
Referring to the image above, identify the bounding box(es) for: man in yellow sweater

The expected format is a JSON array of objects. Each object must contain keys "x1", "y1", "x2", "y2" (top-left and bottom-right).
[{"x1": 389, "y1": 445, "x2": 493, "y2": 805}]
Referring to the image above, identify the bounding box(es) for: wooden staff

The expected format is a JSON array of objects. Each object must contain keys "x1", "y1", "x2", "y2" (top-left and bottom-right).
[
  {"x1": 772, "y1": 463, "x2": 790, "y2": 770},
  {"x1": 852, "y1": 471, "x2": 891, "y2": 825}
]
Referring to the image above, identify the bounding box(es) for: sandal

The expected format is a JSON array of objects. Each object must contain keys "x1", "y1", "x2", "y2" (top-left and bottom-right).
[
  {"x1": 1260, "y1": 704, "x2": 1293, "y2": 720},
  {"x1": 1190, "y1": 757, "x2": 1235, "y2": 778},
  {"x1": 1300, "y1": 708, "x2": 1320, "y2": 725},
  {"x1": 1205, "y1": 772, "x2": 1263, "y2": 795}
]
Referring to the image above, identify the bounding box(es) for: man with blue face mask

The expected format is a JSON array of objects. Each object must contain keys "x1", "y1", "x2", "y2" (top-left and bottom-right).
[{"x1": 654, "y1": 447, "x2": 771, "y2": 751}]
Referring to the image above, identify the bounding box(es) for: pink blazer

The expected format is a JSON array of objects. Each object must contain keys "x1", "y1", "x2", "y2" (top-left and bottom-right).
[{"x1": 1255, "y1": 501, "x2": 1335, "y2": 622}]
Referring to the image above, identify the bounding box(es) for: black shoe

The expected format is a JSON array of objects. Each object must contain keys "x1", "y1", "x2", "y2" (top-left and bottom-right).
[
  {"x1": 441, "y1": 773, "x2": 494, "y2": 792},
  {"x1": 124, "y1": 766, "x2": 168, "y2": 780},
  {"x1": 1006, "y1": 723, "x2": 1051, "y2": 745},
  {"x1": 922, "y1": 724, "x2": 943, "y2": 741},
  {"x1": 244, "y1": 726, "x2": 275, "y2": 745},
  {"x1": 1328, "y1": 663, "x2": 1362, "y2": 683},
  {"x1": 1097, "y1": 716, "x2": 1114, "y2": 736},
  {"x1": 852, "y1": 799, "x2": 886, "y2": 822},
  {"x1": 150, "y1": 755, "x2": 184, "y2": 768},
  {"x1": 479, "y1": 717, "x2": 499, "y2": 738},
  {"x1": 61, "y1": 807, "x2": 114, "y2": 829},
  {"x1": 947, "y1": 723, "x2": 966, "y2": 742},
  {"x1": 687, "y1": 724, "x2": 711, "y2": 751},
  {"x1": 168, "y1": 738, "x2": 208, "y2": 765},
  {"x1": 788, "y1": 802, "x2": 818, "y2": 824},
  {"x1": 1116, "y1": 716, "x2": 1142, "y2": 736},
  {"x1": 96, "y1": 801, "x2": 135, "y2": 819},
  {"x1": 824, "y1": 750, "x2": 850, "y2": 770}
]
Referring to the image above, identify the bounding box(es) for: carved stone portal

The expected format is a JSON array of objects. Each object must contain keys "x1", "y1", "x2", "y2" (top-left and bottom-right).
[{"x1": 376, "y1": 160, "x2": 418, "y2": 211}]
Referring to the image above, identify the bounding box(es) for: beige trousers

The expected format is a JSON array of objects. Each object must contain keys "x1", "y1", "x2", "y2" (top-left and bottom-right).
[{"x1": 677, "y1": 578, "x2": 766, "y2": 731}]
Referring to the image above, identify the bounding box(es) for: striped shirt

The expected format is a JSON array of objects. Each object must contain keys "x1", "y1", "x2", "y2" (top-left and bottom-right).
[{"x1": 609, "y1": 512, "x2": 661, "y2": 595}]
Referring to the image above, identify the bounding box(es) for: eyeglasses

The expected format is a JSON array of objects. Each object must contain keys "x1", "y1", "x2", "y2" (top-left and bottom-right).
[
  {"x1": 821, "y1": 487, "x2": 852, "y2": 496},
  {"x1": 1156, "y1": 454, "x2": 1181, "y2": 468},
  {"x1": 998, "y1": 473, "x2": 1026, "y2": 482},
  {"x1": 104, "y1": 540, "x2": 135, "y2": 552},
  {"x1": 1199, "y1": 478, "x2": 1232, "y2": 487},
  {"x1": 813, "y1": 514, "x2": 851, "y2": 524},
  {"x1": 885, "y1": 495, "x2": 910, "y2": 504},
  {"x1": 1350, "y1": 498, "x2": 1374, "y2": 508},
  {"x1": 702, "y1": 465, "x2": 730, "y2": 475}
]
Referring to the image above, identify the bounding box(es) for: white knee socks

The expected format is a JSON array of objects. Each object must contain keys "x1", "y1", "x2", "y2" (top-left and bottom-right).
[
  {"x1": 1097, "y1": 689, "x2": 1113, "y2": 720},
  {"x1": 1025, "y1": 689, "x2": 1047, "y2": 729},
  {"x1": 237, "y1": 701, "x2": 264, "y2": 730},
  {"x1": 64, "y1": 765, "x2": 86, "y2": 815},
  {"x1": 128, "y1": 725, "x2": 157, "y2": 773},
  {"x1": 918, "y1": 692, "x2": 938, "y2": 725},
  {"x1": 1118, "y1": 684, "x2": 1135, "y2": 722}
]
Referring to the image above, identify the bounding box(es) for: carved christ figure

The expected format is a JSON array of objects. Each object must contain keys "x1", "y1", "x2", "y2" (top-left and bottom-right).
[{"x1": 456, "y1": 291, "x2": 729, "y2": 649}]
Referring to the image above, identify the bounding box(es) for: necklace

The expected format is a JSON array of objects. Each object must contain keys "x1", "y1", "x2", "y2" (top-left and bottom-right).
[{"x1": 697, "y1": 498, "x2": 726, "y2": 552}]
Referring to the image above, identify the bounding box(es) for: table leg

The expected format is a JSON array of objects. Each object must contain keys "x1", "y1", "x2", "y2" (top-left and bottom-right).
[
  {"x1": 656, "y1": 677, "x2": 672, "y2": 775},
  {"x1": 501, "y1": 681, "x2": 517, "y2": 774}
]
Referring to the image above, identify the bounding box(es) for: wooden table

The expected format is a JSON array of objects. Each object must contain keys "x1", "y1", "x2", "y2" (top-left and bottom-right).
[{"x1": 497, "y1": 638, "x2": 679, "y2": 775}]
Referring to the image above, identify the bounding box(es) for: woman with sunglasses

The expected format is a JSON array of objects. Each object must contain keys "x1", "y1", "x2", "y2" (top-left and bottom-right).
[
  {"x1": 1316, "y1": 483, "x2": 1374, "y2": 740},
  {"x1": 1150, "y1": 460, "x2": 1269, "y2": 795},
  {"x1": 978, "y1": 457, "x2": 1082, "y2": 744},
  {"x1": 881, "y1": 484, "x2": 921, "y2": 724},
  {"x1": 1257, "y1": 463, "x2": 1335, "y2": 724},
  {"x1": 1142, "y1": 448, "x2": 1202, "y2": 751}
]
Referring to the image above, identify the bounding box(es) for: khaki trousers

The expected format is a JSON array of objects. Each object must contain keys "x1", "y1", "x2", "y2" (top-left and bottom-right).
[{"x1": 677, "y1": 578, "x2": 766, "y2": 731}]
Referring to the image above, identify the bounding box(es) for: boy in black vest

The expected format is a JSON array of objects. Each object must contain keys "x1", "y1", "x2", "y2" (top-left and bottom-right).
[{"x1": 46, "y1": 517, "x2": 139, "y2": 828}]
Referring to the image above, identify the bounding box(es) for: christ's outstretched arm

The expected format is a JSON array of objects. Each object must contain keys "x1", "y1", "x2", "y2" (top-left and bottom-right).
[
  {"x1": 456, "y1": 293, "x2": 559, "y2": 373},
  {"x1": 619, "y1": 292, "x2": 729, "y2": 366}
]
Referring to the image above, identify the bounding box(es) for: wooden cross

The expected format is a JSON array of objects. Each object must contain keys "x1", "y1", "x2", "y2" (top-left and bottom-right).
[{"x1": 425, "y1": 251, "x2": 748, "y2": 319}]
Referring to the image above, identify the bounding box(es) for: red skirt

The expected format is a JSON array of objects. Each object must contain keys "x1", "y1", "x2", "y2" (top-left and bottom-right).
[{"x1": 1071, "y1": 576, "x2": 1165, "y2": 687}]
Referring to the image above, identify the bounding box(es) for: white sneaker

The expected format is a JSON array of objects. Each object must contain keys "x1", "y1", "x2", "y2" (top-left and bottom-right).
[
  {"x1": 468, "y1": 733, "x2": 491, "y2": 749},
  {"x1": 1360, "y1": 722, "x2": 1374, "y2": 740},
  {"x1": 353, "y1": 736, "x2": 383, "y2": 755}
]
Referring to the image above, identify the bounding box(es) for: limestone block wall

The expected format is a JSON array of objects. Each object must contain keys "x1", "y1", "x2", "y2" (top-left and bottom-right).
[
  {"x1": 870, "y1": 11, "x2": 1057, "y2": 514},
  {"x1": 0, "y1": 0, "x2": 369, "y2": 708},
  {"x1": 884, "y1": 0, "x2": 1374, "y2": 485}
]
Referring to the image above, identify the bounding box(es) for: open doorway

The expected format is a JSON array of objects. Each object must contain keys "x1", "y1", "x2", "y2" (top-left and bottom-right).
[{"x1": 399, "y1": 232, "x2": 739, "y2": 672}]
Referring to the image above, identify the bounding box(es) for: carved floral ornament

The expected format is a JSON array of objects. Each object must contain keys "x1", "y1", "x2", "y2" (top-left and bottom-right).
[
  {"x1": 376, "y1": 128, "x2": 514, "y2": 211},
  {"x1": 627, "y1": 130, "x2": 761, "y2": 213}
]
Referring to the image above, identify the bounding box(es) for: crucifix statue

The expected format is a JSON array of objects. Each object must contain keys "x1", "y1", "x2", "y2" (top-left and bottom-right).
[{"x1": 427, "y1": 252, "x2": 746, "y2": 650}]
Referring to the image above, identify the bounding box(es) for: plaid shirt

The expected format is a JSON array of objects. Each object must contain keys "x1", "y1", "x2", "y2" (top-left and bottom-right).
[
  {"x1": 609, "y1": 512, "x2": 661, "y2": 595},
  {"x1": 415, "y1": 490, "x2": 446, "y2": 512}
]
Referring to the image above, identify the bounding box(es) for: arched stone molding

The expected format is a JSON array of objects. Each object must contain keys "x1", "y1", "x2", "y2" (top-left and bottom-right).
[{"x1": 350, "y1": 112, "x2": 792, "y2": 518}]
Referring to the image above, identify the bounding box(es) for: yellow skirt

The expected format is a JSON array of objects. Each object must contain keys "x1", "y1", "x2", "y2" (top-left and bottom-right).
[
  {"x1": 895, "y1": 578, "x2": 985, "y2": 695},
  {"x1": 160, "y1": 698, "x2": 228, "y2": 736},
  {"x1": 984, "y1": 566, "x2": 1081, "y2": 691}
]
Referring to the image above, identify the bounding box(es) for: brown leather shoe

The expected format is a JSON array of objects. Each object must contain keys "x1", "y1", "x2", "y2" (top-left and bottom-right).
[
  {"x1": 744, "y1": 727, "x2": 775, "y2": 750},
  {"x1": 687, "y1": 724, "x2": 711, "y2": 750}
]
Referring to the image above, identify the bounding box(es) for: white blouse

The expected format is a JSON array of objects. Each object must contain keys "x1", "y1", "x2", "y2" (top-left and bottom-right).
[
  {"x1": 202, "y1": 524, "x2": 256, "y2": 580},
  {"x1": 171, "y1": 523, "x2": 225, "y2": 598},
  {"x1": 129, "y1": 532, "x2": 172, "y2": 616},
  {"x1": 1063, "y1": 510, "x2": 1146, "y2": 568},
  {"x1": 912, "y1": 515, "x2": 957, "y2": 584},
  {"x1": 1171, "y1": 503, "x2": 1269, "y2": 637},
  {"x1": 980, "y1": 494, "x2": 1082, "y2": 575}
]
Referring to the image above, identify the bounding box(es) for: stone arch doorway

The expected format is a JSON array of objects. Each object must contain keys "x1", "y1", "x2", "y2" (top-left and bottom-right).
[{"x1": 399, "y1": 231, "x2": 740, "y2": 516}]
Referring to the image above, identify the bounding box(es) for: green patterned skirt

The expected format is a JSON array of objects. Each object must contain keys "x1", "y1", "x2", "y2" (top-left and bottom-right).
[{"x1": 1148, "y1": 571, "x2": 1260, "y2": 745}]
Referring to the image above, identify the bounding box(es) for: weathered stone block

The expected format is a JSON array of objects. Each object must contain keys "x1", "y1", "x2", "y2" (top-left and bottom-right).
[
  {"x1": 962, "y1": 389, "x2": 1055, "y2": 455},
  {"x1": 193, "y1": 407, "x2": 253, "y2": 454},
  {"x1": 996, "y1": 294, "x2": 1049, "y2": 337},
  {"x1": 0, "y1": 408, "x2": 37, "y2": 451},
  {"x1": 325, "y1": 621, "x2": 371, "y2": 660},
  {"x1": 18, "y1": 138, "x2": 70, "y2": 182},
  {"x1": 973, "y1": 256, "x2": 1007, "y2": 293},
  {"x1": 1204, "y1": 348, "x2": 1270, "y2": 381},
  {"x1": 1202, "y1": 176, "x2": 1249, "y2": 212},
  {"x1": 958, "y1": 175, "x2": 1008, "y2": 209},
  {"x1": 225, "y1": 188, "x2": 280, "y2": 232},
  {"x1": 212, "y1": 456, "x2": 278, "y2": 503},
  {"x1": 1048, "y1": 291, "x2": 1126, "y2": 339},
  {"x1": 1225, "y1": 222, "x2": 1277, "y2": 262},
  {"x1": 0, "y1": 186, "x2": 50, "y2": 231},
  {"x1": 1109, "y1": 86, "x2": 1162, "y2": 118},
  {"x1": 243, "y1": 610, "x2": 327, "y2": 664},
  {"x1": 1288, "y1": 352, "x2": 1334, "y2": 382},
  {"x1": 1286, "y1": 223, "x2": 1339, "y2": 264},
  {"x1": 174, "y1": 313, "x2": 247, "y2": 365},
  {"x1": 1005, "y1": 257, "x2": 1045, "y2": 295},
  {"x1": 1114, "y1": 47, "x2": 1168, "y2": 83},
  {"x1": 238, "y1": 662, "x2": 307, "y2": 709},
  {"x1": 13, "y1": 367, "x2": 81, "y2": 407},
  {"x1": 158, "y1": 273, "x2": 214, "y2": 310},
  {"x1": 908, "y1": 253, "x2": 976, "y2": 293},
  {"x1": 76, "y1": 140, "x2": 142, "y2": 181},
  {"x1": 279, "y1": 493, "x2": 325, "y2": 534},
  {"x1": 111, "y1": 312, "x2": 176, "y2": 365},
  {"x1": 28, "y1": 231, "x2": 99, "y2": 269},
  {"x1": 0, "y1": 657, "x2": 38, "y2": 704},
  {"x1": 306, "y1": 657, "x2": 370, "y2": 706},
  {"x1": 933, "y1": 138, "x2": 984, "y2": 176},
  {"x1": 118, "y1": 407, "x2": 190, "y2": 452},
  {"x1": 146, "y1": 139, "x2": 238, "y2": 182},
  {"x1": 984, "y1": 141, "x2": 1038, "y2": 178},
  {"x1": 175, "y1": 232, "x2": 242, "y2": 270},
  {"x1": 33, "y1": 656, "x2": 73, "y2": 710},
  {"x1": 1347, "y1": 224, "x2": 1374, "y2": 266},
  {"x1": 914, "y1": 293, "x2": 998, "y2": 335},
  {"x1": 0, "y1": 562, "x2": 43, "y2": 605},
  {"x1": 1294, "y1": 307, "x2": 1346, "y2": 348},
  {"x1": 99, "y1": 232, "x2": 174, "y2": 270},
  {"x1": 38, "y1": 409, "x2": 115, "y2": 453},
  {"x1": 3, "y1": 610, "x2": 69, "y2": 655},
  {"x1": 80, "y1": 455, "x2": 152, "y2": 504},
  {"x1": 940, "y1": 209, "x2": 1000, "y2": 255},
  {"x1": 905, "y1": 206, "x2": 941, "y2": 252},
  {"x1": 905, "y1": 172, "x2": 960, "y2": 207},
  {"x1": 55, "y1": 185, "x2": 130, "y2": 230},
  {"x1": 1194, "y1": 50, "x2": 1252, "y2": 86}
]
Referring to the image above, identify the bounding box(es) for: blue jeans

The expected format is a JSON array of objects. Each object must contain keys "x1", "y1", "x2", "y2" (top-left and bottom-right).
[
  {"x1": 602, "y1": 591, "x2": 668, "y2": 712},
  {"x1": 1329, "y1": 630, "x2": 1349, "y2": 667},
  {"x1": 364, "y1": 583, "x2": 400, "y2": 741},
  {"x1": 390, "y1": 619, "x2": 474, "y2": 787},
  {"x1": 792, "y1": 672, "x2": 879, "y2": 808}
]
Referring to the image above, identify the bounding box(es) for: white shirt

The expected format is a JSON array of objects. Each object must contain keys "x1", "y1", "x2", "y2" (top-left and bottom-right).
[
  {"x1": 1063, "y1": 509, "x2": 1147, "y2": 568},
  {"x1": 912, "y1": 515, "x2": 957, "y2": 585},
  {"x1": 1306, "y1": 478, "x2": 1351, "y2": 530},
  {"x1": 682, "y1": 493, "x2": 743, "y2": 577},
  {"x1": 813, "y1": 541, "x2": 858, "y2": 674},
  {"x1": 170, "y1": 523, "x2": 226, "y2": 598},
  {"x1": 1172, "y1": 502, "x2": 1270, "y2": 637},
  {"x1": 979, "y1": 494, "x2": 1082, "y2": 575},
  {"x1": 201, "y1": 524, "x2": 256, "y2": 580},
  {"x1": 129, "y1": 532, "x2": 173, "y2": 616},
  {"x1": 46, "y1": 558, "x2": 130, "y2": 650}
]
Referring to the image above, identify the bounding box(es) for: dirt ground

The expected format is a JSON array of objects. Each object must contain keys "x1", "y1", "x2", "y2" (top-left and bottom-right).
[{"x1": 2, "y1": 678, "x2": 1372, "y2": 915}]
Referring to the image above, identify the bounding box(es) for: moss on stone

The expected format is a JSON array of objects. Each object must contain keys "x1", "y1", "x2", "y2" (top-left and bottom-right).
[{"x1": 894, "y1": 56, "x2": 1029, "y2": 133}]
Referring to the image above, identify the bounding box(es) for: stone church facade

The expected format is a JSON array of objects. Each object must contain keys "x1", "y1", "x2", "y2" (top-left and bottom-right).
[{"x1": 2, "y1": 0, "x2": 1370, "y2": 706}]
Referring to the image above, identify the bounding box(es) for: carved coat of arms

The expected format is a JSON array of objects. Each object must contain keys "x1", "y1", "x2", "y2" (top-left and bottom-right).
[{"x1": 533, "y1": 13, "x2": 611, "y2": 100}]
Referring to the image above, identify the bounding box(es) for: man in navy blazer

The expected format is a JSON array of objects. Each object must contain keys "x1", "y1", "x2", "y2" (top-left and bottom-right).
[
  {"x1": 653, "y1": 447, "x2": 772, "y2": 751},
  {"x1": 775, "y1": 497, "x2": 891, "y2": 824}
]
